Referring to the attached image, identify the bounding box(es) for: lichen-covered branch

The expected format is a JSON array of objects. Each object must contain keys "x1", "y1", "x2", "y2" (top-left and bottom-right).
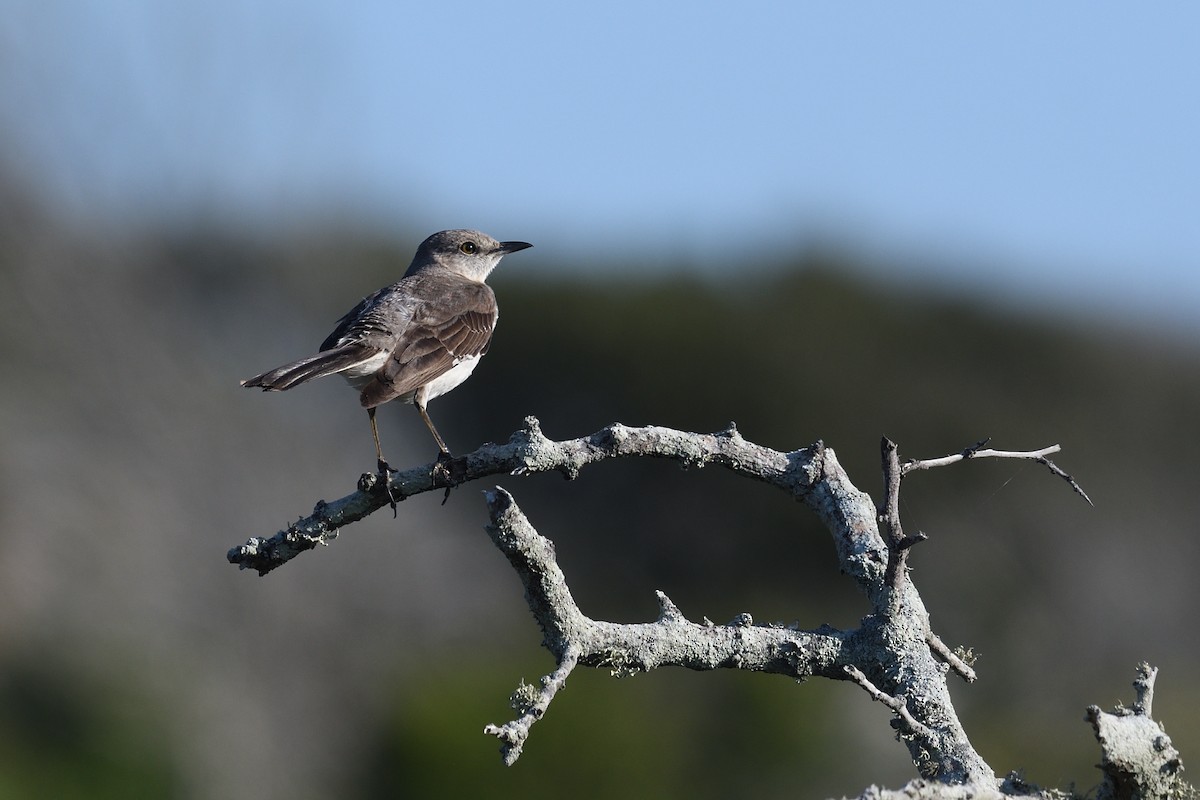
[
  {"x1": 1087, "y1": 663, "x2": 1192, "y2": 800},
  {"x1": 482, "y1": 646, "x2": 579, "y2": 767},
  {"x1": 230, "y1": 417, "x2": 1095, "y2": 789},
  {"x1": 481, "y1": 487, "x2": 850, "y2": 678},
  {"x1": 479, "y1": 484, "x2": 992, "y2": 782},
  {"x1": 228, "y1": 417, "x2": 873, "y2": 579}
]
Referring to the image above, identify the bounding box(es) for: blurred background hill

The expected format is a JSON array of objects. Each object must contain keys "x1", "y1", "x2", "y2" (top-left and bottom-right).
[{"x1": 1, "y1": 3, "x2": 1198, "y2": 799}]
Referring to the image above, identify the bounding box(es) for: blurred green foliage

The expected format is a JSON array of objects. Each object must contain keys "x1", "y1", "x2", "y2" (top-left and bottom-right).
[
  {"x1": 0, "y1": 650, "x2": 179, "y2": 799},
  {"x1": 356, "y1": 660, "x2": 850, "y2": 800}
]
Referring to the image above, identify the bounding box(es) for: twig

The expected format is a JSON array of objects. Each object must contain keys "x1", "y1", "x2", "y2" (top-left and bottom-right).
[
  {"x1": 843, "y1": 664, "x2": 934, "y2": 740},
  {"x1": 901, "y1": 441, "x2": 1092, "y2": 506},
  {"x1": 484, "y1": 647, "x2": 579, "y2": 766},
  {"x1": 901, "y1": 442, "x2": 1060, "y2": 472},
  {"x1": 1034, "y1": 456, "x2": 1094, "y2": 506},
  {"x1": 926, "y1": 631, "x2": 977, "y2": 683},
  {"x1": 879, "y1": 438, "x2": 915, "y2": 598}
]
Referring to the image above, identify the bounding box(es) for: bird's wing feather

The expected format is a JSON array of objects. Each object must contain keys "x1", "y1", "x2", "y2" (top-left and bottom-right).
[
  {"x1": 242, "y1": 344, "x2": 380, "y2": 391},
  {"x1": 320, "y1": 287, "x2": 397, "y2": 351},
  {"x1": 359, "y1": 281, "x2": 496, "y2": 408}
]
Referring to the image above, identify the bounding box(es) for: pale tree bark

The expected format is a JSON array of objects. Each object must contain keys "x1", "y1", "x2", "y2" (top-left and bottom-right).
[{"x1": 227, "y1": 418, "x2": 1189, "y2": 799}]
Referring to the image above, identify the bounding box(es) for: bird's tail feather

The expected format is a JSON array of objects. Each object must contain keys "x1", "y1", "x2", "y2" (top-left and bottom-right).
[{"x1": 242, "y1": 345, "x2": 377, "y2": 391}]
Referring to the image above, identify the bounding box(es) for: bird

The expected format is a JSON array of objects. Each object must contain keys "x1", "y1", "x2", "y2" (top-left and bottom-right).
[{"x1": 242, "y1": 229, "x2": 532, "y2": 475}]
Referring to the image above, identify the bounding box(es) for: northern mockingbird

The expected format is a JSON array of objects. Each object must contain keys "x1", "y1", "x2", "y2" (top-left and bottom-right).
[{"x1": 242, "y1": 229, "x2": 532, "y2": 473}]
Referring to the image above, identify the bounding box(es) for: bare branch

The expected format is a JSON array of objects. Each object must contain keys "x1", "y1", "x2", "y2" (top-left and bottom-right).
[
  {"x1": 843, "y1": 664, "x2": 934, "y2": 740},
  {"x1": 926, "y1": 632, "x2": 977, "y2": 684},
  {"x1": 900, "y1": 440, "x2": 1092, "y2": 506},
  {"x1": 1034, "y1": 456, "x2": 1094, "y2": 506},
  {"x1": 901, "y1": 443, "x2": 1062, "y2": 473}
]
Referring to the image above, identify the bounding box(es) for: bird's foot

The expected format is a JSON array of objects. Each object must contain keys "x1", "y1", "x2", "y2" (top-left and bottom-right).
[
  {"x1": 377, "y1": 459, "x2": 402, "y2": 517},
  {"x1": 431, "y1": 450, "x2": 462, "y2": 505}
]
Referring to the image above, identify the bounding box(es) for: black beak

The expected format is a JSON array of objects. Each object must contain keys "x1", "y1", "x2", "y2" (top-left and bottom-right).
[{"x1": 499, "y1": 241, "x2": 533, "y2": 254}]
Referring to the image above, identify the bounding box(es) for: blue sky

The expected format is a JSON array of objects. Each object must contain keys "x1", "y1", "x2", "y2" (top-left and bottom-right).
[{"x1": 3, "y1": 2, "x2": 1199, "y2": 329}]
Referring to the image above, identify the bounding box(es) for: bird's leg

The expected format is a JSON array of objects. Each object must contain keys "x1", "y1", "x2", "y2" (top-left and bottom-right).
[
  {"x1": 368, "y1": 407, "x2": 396, "y2": 474},
  {"x1": 415, "y1": 399, "x2": 458, "y2": 504},
  {"x1": 368, "y1": 407, "x2": 401, "y2": 515},
  {"x1": 415, "y1": 399, "x2": 452, "y2": 457}
]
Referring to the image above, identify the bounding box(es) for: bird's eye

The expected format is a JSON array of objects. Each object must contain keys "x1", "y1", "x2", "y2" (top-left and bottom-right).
[{"x1": 459, "y1": 241, "x2": 478, "y2": 254}]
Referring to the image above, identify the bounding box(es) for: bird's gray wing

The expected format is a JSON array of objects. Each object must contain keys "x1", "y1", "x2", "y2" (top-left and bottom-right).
[
  {"x1": 320, "y1": 287, "x2": 394, "y2": 351},
  {"x1": 358, "y1": 280, "x2": 497, "y2": 408}
]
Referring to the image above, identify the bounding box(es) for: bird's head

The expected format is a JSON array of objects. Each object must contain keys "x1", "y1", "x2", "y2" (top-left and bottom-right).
[{"x1": 406, "y1": 229, "x2": 533, "y2": 281}]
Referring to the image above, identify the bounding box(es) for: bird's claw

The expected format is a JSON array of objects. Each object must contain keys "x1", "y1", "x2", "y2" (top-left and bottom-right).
[
  {"x1": 431, "y1": 451, "x2": 460, "y2": 505},
  {"x1": 377, "y1": 459, "x2": 402, "y2": 517}
]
